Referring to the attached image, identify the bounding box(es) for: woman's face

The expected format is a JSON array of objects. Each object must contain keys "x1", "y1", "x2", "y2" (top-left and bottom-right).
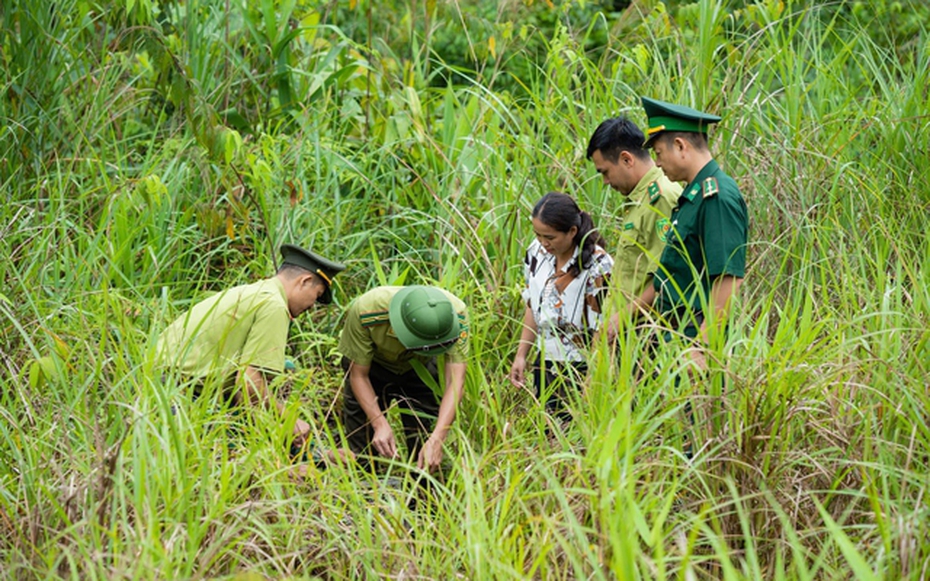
[{"x1": 532, "y1": 217, "x2": 577, "y2": 259}]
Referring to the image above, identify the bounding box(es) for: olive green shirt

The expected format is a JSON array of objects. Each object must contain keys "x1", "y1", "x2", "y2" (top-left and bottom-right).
[
  {"x1": 156, "y1": 277, "x2": 290, "y2": 381},
  {"x1": 654, "y1": 159, "x2": 749, "y2": 333},
  {"x1": 338, "y1": 286, "x2": 469, "y2": 375},
  {"x1": 615, "y1": 166, "x2": 682, "y2": 303}
]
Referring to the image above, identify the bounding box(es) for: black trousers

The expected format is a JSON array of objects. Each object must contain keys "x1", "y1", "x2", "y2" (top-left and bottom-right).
[
  {"x1": 340, "y1": 357, "x2": 441, "y2": 465},
  {"x1": 533, "y1": 358, "x2": 588, "y2": 423}
]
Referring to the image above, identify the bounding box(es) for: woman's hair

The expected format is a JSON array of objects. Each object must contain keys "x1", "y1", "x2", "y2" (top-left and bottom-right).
[{"x1": 531, "y1": 192, "x2": 606, "y2": 277}]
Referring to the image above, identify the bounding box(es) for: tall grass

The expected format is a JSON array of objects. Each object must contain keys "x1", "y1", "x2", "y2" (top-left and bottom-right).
[{"x1": 2, "y1": 0, "x2": 929, "y2": 578}]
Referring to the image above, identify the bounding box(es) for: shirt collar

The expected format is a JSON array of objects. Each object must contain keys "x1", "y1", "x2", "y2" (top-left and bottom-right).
[
  {"x1": 562, "y1": 245, "x2": 581, "y2": 272},
  {"x1": 629, "y1": 165, "x2": 665, "y2": 204},
  {"x1": 533, "y1": 241, "x2": 580, "y2": 273},
  {"x1": 270, "y1": 277, "x2": 293, "y2": 320},
  {"x1": 681, "y1": 159, "x2": 720, "y2": 204}
]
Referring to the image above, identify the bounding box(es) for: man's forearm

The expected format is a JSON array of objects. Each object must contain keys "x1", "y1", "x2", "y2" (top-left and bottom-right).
[
  {"x1": 627, "y1": 283, "x2": 657, "y2": 318},
  {"x1": 240, "y1": 365, "x2": 286, "y2": 414},
  {"x1": 347, "y1": 362, "x2": 387, "y2": 427},
  {"x1": 431, "y1": 361, "x2": 466, "y2": 441},
  {"x1": 698, "y1": 275, "x2": 743, "y2": 345}
]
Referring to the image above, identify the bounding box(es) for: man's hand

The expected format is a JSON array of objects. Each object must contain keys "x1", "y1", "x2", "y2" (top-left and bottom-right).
[
  {"x1": 291, "y1": 418, "x2": 312, "y2": 447},
  {"x1": 605, "y1": 313, "x2": 620, "y2": 343},
  {"x1": 371, "y1": 421, "x2": 398, "y2": 459},
  {"x1": 509, "y1": 355, "x2": 527, "y2": 388},
  {"x1": 417, "y1": 436, "x2": 444, "y2": 472},
  {"x1": 687, "y1": 346, "x2": 708, "y2": 373},
  {"x1": 321, "y1": 447, "x2": 356, "y2": 464}
]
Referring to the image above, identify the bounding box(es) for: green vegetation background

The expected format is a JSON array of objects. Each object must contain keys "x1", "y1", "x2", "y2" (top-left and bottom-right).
[{"x1": 2, "y1": 0, "x2": 929, "y2": 578}]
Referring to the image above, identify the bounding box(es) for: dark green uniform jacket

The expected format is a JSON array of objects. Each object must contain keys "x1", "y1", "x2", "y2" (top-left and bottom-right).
[{"x1": 654, "y1": 160, "x2": 748, "y2": 335}]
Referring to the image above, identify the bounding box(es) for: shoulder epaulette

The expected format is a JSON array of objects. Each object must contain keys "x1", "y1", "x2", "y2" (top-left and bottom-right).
[
  {"x1": 457, "y1": 313, "x2": 468, "y2": 336},
  {"x1": 702, "y1": 177, "x2": 719, "y2": 199},
  {"x1": 648, "y1": 180, "x2": 661, "y2": 204},
  {"x1": 359, "y1": 310, "x2": 390, "y2": 327}
]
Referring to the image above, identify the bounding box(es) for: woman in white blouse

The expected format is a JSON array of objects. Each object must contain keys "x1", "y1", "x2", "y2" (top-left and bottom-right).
[{"x1": 509, "y1": 192, "x2": 614, "y2": 422}]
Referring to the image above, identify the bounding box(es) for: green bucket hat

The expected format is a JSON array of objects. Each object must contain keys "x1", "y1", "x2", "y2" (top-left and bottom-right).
[
  {"x1": 389, "y1": 286, "x2": 461, "y2": 355},
  {"x1": 641, "y1": 96, "x2": 721, "y2": 148},
  {"x1": 280, "y1": 244, "x2": 346, "y2": 304}
]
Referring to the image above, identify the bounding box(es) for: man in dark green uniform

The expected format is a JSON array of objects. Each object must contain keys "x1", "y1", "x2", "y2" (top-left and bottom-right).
[
  {"x1": 156, "y1": 244, "x2": 346, "y2": 453},
  {"x1": 628, "y1": 97, "x2": 748, "y2": 370},
  {"x1": 338, "y1": 285, "x2": 468, "y2": 473},
  {"x1": 587, "y1": 116, "x2": 682, "y2": 322}
]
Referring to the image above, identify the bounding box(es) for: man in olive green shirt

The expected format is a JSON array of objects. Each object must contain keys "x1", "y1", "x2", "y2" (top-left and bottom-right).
[
  {"x1": 338, "y1": 285, "x2": 468, "y2": 473},
  {"x1": 156, "y1": 244, "x2": 345, "y2": 449},
  {"x1": 630, "y1": 97, "x2": 749, "y2": 370},
  {"x1": 587, "y1": 117, "x2": 682, "y2": 306}
]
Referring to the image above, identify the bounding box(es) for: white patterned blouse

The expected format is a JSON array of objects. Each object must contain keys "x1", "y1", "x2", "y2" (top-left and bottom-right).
[{"x1": 522, "y1": 240, "x2": 614, "y2": 363}]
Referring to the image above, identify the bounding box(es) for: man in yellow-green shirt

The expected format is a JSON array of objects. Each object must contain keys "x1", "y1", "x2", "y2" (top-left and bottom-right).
[
  {"x1": 156, "y1": 244, "x2": 345, "y2": 449},
  {"x1": 338, "y1": 285, "x2": 468, "y2": 473},
  {"x1": 587, "y1": 116, "x2": 682, "y2": 307}
]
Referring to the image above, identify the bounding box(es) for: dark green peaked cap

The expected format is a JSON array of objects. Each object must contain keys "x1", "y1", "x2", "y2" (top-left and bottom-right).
[
  {"x1": 641, "y1": 96, "x2": 722, "y2": 147},
  {"x1": 280, "y1": 244, "x2": 346, "y2": 304}
]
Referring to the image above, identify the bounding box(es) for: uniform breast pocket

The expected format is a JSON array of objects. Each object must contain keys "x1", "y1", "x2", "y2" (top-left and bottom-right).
[
  {"x1": 618, "y1": 220, "x2": 645, "y2": 251},
  {"x1": 667, "y1": 212, "x2": 695, "y2": 248}
]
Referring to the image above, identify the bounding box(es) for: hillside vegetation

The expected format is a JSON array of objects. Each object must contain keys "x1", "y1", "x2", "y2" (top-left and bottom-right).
[{"x1": 2, "y1": 0, "x2": 929, "y2": 578}]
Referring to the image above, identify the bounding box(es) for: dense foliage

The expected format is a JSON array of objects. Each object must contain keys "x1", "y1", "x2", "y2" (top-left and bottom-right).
[{"x1": 2, "y1": 0, "x2": 929, "y2": 579}]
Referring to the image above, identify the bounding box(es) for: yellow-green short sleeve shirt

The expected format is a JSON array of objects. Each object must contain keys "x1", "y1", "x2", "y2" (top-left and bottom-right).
[
  {"x1": 614, "y1": 167, "x2": 682, "y2": 303},
  {"x1": 156, "y1": 277, "x2": 290, "y2": 380}
]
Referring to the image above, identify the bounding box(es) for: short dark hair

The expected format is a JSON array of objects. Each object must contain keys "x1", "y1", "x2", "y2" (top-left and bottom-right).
[
  {"x1": 652, "y1": 131, "x2": 709, "y2": 151},
  {"x1": 586, "y1": 117, "x2": 651, "y2": 163},
  {"x1": 277, "y1": 263, "x2": 313, "y2": 280}
]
